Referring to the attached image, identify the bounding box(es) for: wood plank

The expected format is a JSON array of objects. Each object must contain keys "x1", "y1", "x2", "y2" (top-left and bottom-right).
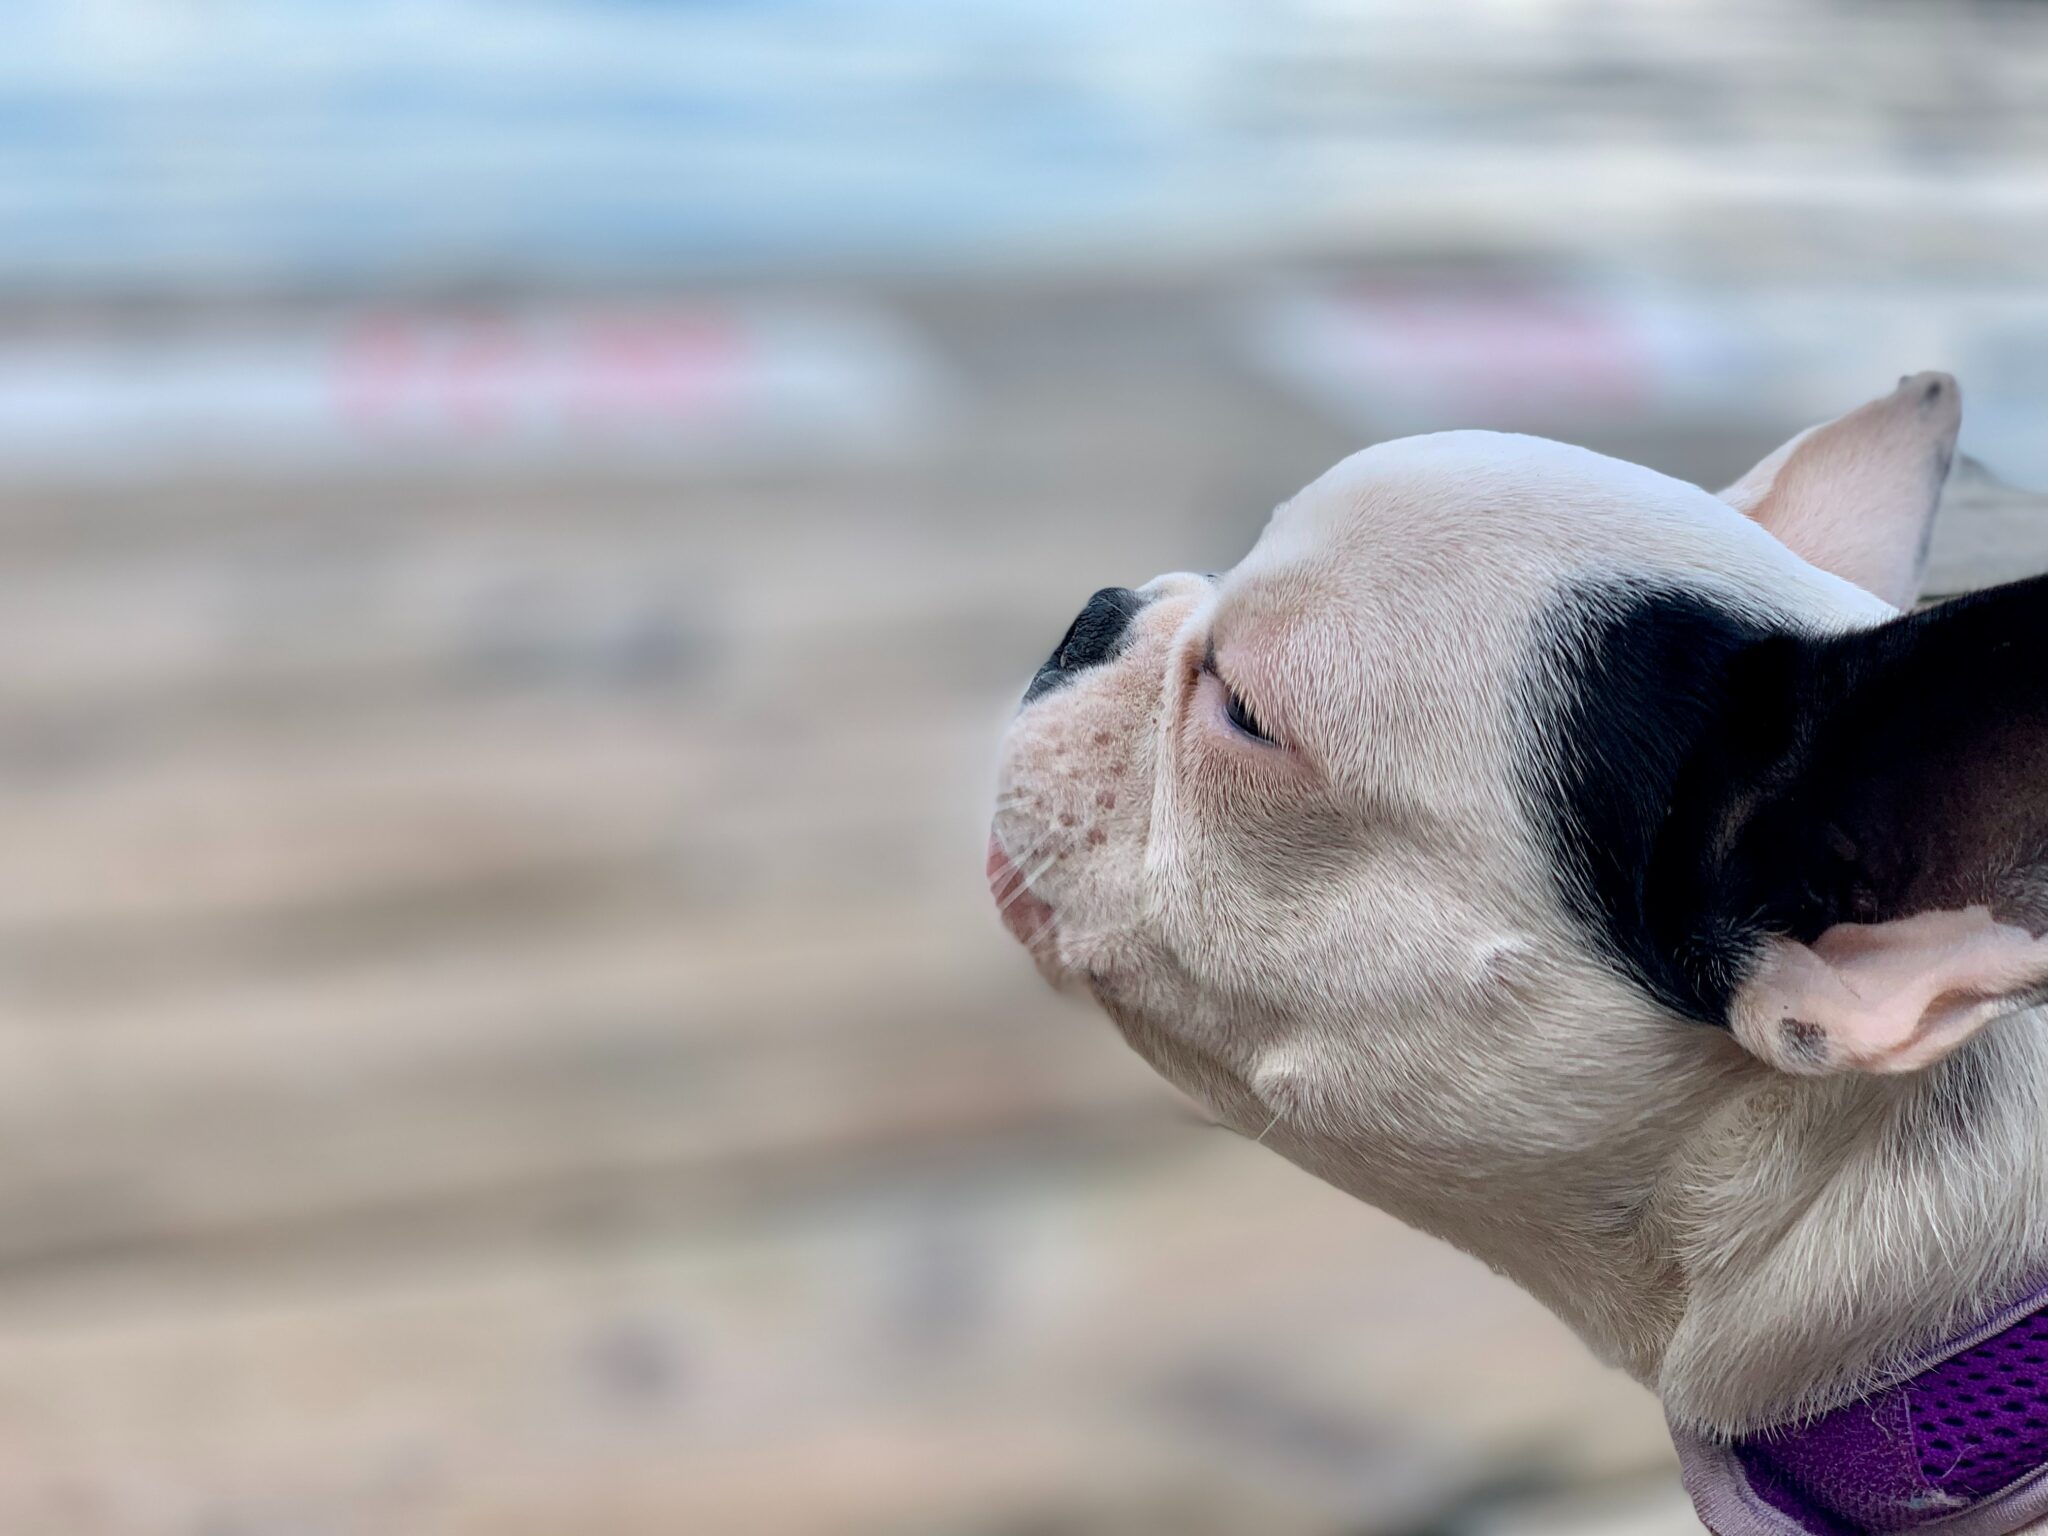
[
  {"x1": 0, "y1": 887, "x2": 1173, "y2": 1276},
  {"x1": 0, "y1": 1136, "x2": 1675, "y2": 1536},
  {"x1": 0, "y1": 693, "x2": 1000, "y2": 934}
]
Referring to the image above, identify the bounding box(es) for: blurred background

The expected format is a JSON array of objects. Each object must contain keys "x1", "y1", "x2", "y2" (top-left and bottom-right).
[{"x1": 5, "y1": 2, "x2": 2048, "y2": 1532}]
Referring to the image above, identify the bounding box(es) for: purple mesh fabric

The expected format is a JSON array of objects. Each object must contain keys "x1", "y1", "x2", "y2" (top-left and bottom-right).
[
  {"x1": 1908, "y1": 1308, "x2": 2048, "y2": 1499},
  {"x1": 1713, "y1": 1293, "x2": 2048, "y2": 1532},
  {"x1": 1735, "y1": 1442, "x2": 1857, "y2": 1534}
]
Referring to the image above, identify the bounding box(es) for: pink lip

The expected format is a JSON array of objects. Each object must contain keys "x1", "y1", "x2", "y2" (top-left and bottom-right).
[{"x1": 987, "y1": 831, "x2": 1056, "y2": 947}]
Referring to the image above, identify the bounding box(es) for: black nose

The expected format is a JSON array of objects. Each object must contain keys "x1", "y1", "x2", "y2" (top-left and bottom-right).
[{"x1": 1023, "y1": 586, "x2": 1145, "y2": 705}]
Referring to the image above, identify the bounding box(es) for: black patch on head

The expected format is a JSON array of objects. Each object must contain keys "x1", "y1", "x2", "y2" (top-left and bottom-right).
[
  {"x1": 1738, "y1": 575, "x2": 2048, "y2": 940},
  {"x1": 1526, "y1": 586, "x2": 1776, "y2": 1024},
  {"x1": 1526, "y1": 572, "x2": 2048, "y2": 1029}
]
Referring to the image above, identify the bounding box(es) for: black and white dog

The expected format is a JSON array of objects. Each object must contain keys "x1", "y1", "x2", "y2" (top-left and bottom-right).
[{"x1": 989, "y1": 374, "x2": 2048, "y2": 1532}]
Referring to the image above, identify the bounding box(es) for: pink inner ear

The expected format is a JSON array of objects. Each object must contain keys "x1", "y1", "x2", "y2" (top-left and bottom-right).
[
  {"x1": 1730, "y1": 908, "x2": 2048, "y2": 1075},
  {"x1": 1718, "y1": 372, "x2": 1959, "y2": 611}
]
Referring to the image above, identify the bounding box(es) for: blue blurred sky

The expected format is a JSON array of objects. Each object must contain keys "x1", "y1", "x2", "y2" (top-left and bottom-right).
[
  {"x1": 4, "y1": 0, "x2": 2047, "y2": 290},
  {"x1": 0, "y1": 0, "x2": 1257, "y2": 286}
]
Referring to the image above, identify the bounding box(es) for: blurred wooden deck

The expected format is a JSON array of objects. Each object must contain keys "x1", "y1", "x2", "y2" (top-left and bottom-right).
[{"x1": 0, "y1": 287, "x2": 2037, "y2": 1536}]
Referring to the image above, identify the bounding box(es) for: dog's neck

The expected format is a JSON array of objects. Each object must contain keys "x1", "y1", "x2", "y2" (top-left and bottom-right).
[
  {"x1": 1445, "y1": 1006, "x2": 2048, "y2": 1436},
  {"x1": 1239, "y1": 973, "x2": 2048, "y2": 1441},
  {"x1": 1652, "y1": 1015, "x2": 2048, "y2": 1432}
]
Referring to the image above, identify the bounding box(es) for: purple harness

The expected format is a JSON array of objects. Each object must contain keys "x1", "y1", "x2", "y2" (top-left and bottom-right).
[{"x1": 1674, "y1": 1283, "x2": 2048, "y2": 1534}]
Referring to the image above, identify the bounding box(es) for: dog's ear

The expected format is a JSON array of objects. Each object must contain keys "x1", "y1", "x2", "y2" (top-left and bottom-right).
[
  {"x1": 1731, "y1": 911, "x2": 2048, "y2": 1075},
  {"x1": 1718, "y1": 372, "x2": 1960, "y2": 609},
  {"x1": 1665, "y1": 576, "x2": 2048, "y2": 1076}
]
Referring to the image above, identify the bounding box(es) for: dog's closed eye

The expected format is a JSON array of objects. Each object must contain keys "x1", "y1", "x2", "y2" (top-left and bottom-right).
[
  {"x1": 1223, "y1": 683, "x2": 1274, "y2": 743},
  {"x1": 1204, "y1": 643, "x2": 1276, "y2": 745}
]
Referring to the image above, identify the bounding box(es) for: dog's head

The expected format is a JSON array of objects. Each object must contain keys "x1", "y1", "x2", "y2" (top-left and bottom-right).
[{"x1": 989, "y1": 374, "x2": 2048, "y2": 1246}]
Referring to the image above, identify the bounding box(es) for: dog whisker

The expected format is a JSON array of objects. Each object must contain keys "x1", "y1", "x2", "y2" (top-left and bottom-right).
[
  {"x1": 1020, "y1": 910, "x2": 1060, "y2": 947},
  {"x1": 994, "y1": 845, "x2": 1066, "y2": 919},
  {"x1": 1016, "y1": 848, "x2": 1062, "y2": 886},
  {"x1": 993, "y1": 833, "x2": 1053, "y2": 874},
  {"x1": 996, "y1": 874, "x2": 1054, "y2": 919}
]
